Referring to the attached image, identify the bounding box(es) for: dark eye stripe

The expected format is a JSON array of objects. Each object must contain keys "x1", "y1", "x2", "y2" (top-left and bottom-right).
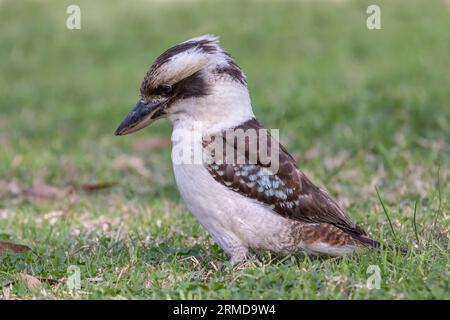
[{"x1": 155, "y1": 84, "x2": 172, "y2": 96}]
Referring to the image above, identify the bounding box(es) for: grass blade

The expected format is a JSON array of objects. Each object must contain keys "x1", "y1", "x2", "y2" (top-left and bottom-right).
[
  {"x1": 375, "y1": 186, "x2": 397, "y2": 241},
  {"x1": 412, "y1": 200, "x2": 419, "y2": 245}
]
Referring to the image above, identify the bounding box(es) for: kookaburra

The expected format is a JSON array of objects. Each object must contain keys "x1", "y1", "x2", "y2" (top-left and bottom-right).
[{"x1": 115, "y1": 35, "x2": 380, "y2": 263}]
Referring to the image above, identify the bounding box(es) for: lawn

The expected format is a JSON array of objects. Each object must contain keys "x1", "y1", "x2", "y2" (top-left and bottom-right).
[{"x1": 0, "y1": 0, "x2": 449, "y2": 299}]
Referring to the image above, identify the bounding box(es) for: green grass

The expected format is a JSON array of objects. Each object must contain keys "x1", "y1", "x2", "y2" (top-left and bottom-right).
[{"x1": 0, "y1": 0, "x2": 449, "y2": 299}]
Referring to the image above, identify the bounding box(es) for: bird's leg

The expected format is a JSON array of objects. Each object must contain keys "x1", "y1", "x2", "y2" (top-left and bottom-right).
[
  {"x1": 209, "y1": 231, "x2": 249, "y2": 264},
  {"x1": 228, "y1": 245, "x2": 249, "y2": 264}
]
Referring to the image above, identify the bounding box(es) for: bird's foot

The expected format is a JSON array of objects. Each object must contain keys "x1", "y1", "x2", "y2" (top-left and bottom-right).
[{"x1": 228, "y1": 247, "x2": 249, "y2": 265}]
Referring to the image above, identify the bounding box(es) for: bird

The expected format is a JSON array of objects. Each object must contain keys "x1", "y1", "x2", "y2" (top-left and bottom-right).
[{"x1": 115, "y1": 34, "x2": 381, "y2": 263}]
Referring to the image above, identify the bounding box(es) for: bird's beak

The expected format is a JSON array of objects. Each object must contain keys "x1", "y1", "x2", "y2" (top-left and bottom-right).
[{"x1": 114, "y1": 99, "x2": 167, "y2": 136}]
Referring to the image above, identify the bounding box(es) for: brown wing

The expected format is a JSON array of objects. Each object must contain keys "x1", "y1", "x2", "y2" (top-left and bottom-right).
[{"x1": 203, "y1": 118, "x2": 366, "y2": 237}]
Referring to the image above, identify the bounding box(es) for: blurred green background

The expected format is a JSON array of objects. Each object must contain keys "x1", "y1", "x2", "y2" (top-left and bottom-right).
[
  {"x1": 0, "y1": 0, "x2": 448, "y2": 299},
  {"x1": 1, "y1": 0, "x2": 449, "y2": 177}
]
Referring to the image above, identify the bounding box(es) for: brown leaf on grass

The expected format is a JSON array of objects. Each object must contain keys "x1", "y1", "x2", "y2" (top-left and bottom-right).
[
  {"x1": 23, "y1": 181, "x2": 66, "y2": 199},
  {"x1": 1, "y1": 277, "x2": 59, "y2": 289},
  {"x1": 81, "y1": 182, "x2": 117, "y2": 191},
  {"x1": 19, "y1": 273, "x2": 41, "y2": 291},
  {"x1": 132, "y1": 136, "x2": 171, "y2": 152},
  {"x1": 0, "y1": 241, "x2": 30, "y2": 255},
  {"x1": 2, "y1": 179, "x2": 68, "y2": 200}
]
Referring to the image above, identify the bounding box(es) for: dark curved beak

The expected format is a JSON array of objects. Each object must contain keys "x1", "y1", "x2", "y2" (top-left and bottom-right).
[{"x1": 114, "y1": 99, "x2": 166, "y2": 136}]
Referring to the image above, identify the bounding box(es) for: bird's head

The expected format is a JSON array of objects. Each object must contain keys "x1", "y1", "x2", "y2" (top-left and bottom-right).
[{"x1": 115, "y1": 34, "x2": 254, "y2": 136}]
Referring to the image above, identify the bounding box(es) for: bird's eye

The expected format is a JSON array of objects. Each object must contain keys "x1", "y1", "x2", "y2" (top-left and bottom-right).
[{"x1": 158, "y1": 84, "x2": 172, "y2": 96}]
